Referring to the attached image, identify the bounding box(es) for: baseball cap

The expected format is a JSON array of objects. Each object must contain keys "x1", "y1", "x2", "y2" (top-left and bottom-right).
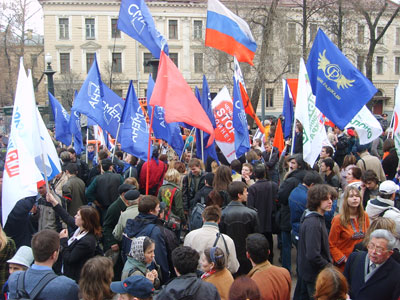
[
  {"x1": 7, "y1": 246, "x2": 34, "y2": 268},
  {"x1": 379, "y1": 180, "x2": 399, "y2": 195},
  {"x1": 110, "y1": 276, "x2": 154, "y2": 298}
]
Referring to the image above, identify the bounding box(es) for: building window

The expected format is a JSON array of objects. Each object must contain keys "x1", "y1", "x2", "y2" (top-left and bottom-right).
[
  {"x1": 288, "y1": 23, "x2": 296, "y2": 44},
  {"x1": 288, "y1": 55, "x2": 297, "y2": 74},
  {"x1": 266, "y1": 88, "x2": 274, "y2": 108},
  {"x1": 377, "y1": 26, "x2": 384, "y2": 44},
  {"x1": 112, "y1": 53, "x2": 122, "y2": 73},
  {"x1": 357, "y1": 55, "x2": 364, "y2": 73},
  {"x1": 194, "y1": 53, "x2": 203, "y2": 73},
  {"x1": 376, "y1": 56, "x2": 383, "y2": 75},
  {"x1": 60, "y1": 53, "x2": 70, "y2": 74},
  {"x1": 86, "y1": 53, "x2": 95, "y2": 73},
  {"x1": 113, "y1": 89, "x2": 123, "y2": 97},
  {"x1": 30, "y1": 54, "x2": 38, "y2": 68},
  {"x1": 193, "y1": 20, "x2": 202, "y2": 39},
  {"x1": 169, "y1": 20, "x2": 178, "y2": 39},
  {"x1": 395, "y1": 57, "x2": 400, "y2": 75},
  {"x1": 169, "y1": 53, "x2": 178, "y2": 68},
  {"x1": 59, "y1": 18, "x2": 69, "y2": 40},
  {"x1": 111, "y1": 18, "x2": 121, "y2": 38},
  {"x1": 218, "y1": 52, "x2": 227, "y2": 72},
  {"x1": 357, "y1": 25, "x2": 364, "y2": 44},
  {"x1": 396, "y1": 27, "x2": 400, "y2": 46},
  {"x1": 143, "y1": 53, "x2": 152, "y2": 73},
  {"x1": 309, "y1": 23, "x2": 317, "y2": 42},
  {"x1": 85, "y1": 18, "x2": 95, "y2": 39}
]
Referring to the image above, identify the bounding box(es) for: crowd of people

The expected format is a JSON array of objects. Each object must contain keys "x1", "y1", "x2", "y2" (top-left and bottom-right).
[{"x1": 0, "y1": 121, "x2": 400, "y2": 300}]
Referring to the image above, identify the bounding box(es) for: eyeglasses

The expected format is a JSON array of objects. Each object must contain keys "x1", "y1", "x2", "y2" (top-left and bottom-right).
[{"x1": 367, "y1": 243, "x2": 389, "y2": 255}]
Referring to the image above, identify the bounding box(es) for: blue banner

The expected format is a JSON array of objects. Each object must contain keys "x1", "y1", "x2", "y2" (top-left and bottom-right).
[
  {"x1": 306, "y1": 29, "x2": 377, "y2": 129},
  {"x1": 282, "y1": 80, "x2": 294, "y2": 139},
  {"x1": 120, "y1": 81, "x2": 151, "y2": 161},
  {"x1": 118, "y1": 0, "x2": 168, "y2": 59},
  {"x1": 48, "y1": 92, "x2": 72, "y2": 146},
  {"x1": 233, "y1": 78, "x2": 250, "y2": 158}
]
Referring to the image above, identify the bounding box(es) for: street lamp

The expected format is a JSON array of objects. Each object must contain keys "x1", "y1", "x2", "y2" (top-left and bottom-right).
[{"x1": 44, "y1": 53, "x2": 56, "y2": 122}]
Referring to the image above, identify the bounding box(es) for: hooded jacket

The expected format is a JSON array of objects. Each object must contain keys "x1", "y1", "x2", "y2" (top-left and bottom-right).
[
  {"x1": 298, "y1": 209, "x2": 331, "y2": 283},
  {"x1": 366, "y1": 196, "x2": 400, "y2": 234}
]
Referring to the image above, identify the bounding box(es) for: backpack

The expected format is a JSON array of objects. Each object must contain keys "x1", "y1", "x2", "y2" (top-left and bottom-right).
[
  {"x1": 189, "y1": 197, "x2": 206, "y2": 231},
  {"x1": 12, "y1": 271, "x2": 57, "y2": 300},
  {"x1": 163, "y1": 187, "x2": 181, "y2": 232}
]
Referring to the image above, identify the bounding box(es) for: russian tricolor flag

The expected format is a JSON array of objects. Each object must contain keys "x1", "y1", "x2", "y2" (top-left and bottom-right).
[{"x1": 205, "y1": 0, "x2": 257, "y2": 65}]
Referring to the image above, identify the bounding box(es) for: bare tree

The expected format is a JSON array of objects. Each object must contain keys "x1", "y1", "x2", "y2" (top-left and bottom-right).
[{"x1": 56, "y1": 71, "x2": 81, "y2": 110}]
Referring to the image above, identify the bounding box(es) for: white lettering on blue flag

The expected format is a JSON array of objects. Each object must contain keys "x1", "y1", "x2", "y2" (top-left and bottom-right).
[
  {"x1": 88, "y1": 82, "x2": 101, "y2": 109},
  {"x1": 103, "y1": 102, "x2": 122, "y2": 124},
  {"x1": 128, "y1": 4, "x2": 146, "y2": 34}
]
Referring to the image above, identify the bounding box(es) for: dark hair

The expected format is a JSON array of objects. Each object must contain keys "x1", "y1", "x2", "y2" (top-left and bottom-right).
[
  {"x1": 349, "y1": 167, "x2": 362, "y2": 180},
  {"x1": 128, "y1": 155, "x2": 138, "y2": 166},
  {"x1": 31, "y1": 229, "x2": 60, "y2": 262},
  {"x1": 253, "y1": 149, "x2": 262, "y2": 158},
  {"x1": 322, "y1": 158, "x2": 334, "y2": 171},
  {"x1": 383, "y1": 138, "x2": 395, "y2": 152},
  {"x1": 172, "y1": 246, "x2": 199, "y2": 275},
  {"x1": 246, "y1": 150, "x2": 258, "y2": 163},
  {"x1": 67, "y1": 148, "x2": 76, "y2": 155},
  {"x1": 228, "y1": 181, "x2": 247, "y2": 201},
  {"x1": 98, "y1": 150, "x2": 108, "y2": 160},
  {"x1": 314, "y1": 266, "x2": 348, "y2": 300},
  {"x1": 188, "y1": 158, "x2": 201, "y2": 168},
  {"x1": 206, "y1": 190, "x2": 225, "y2": 207},
  {"x1": 143, "y1": 237, "x2": 155, "y2": 253},
  {"x1": 231, "y1": 160, "x2": 242, "y2": 173},
  {"x1": 228, "y1": 276, "x2": 261, "y2": 300},
  {"x1": 289, "y1": 153, "x2": 307, "y2": 170},
  {"x1": 79, "y1": 256, "x2": 114, "y2": 300},
  {"x1": 174, "y1": 161, "x2": 186, "y2": 174},
  {"x1": 159, "y1": 154, "x2": 168, "y2": 163},
  {"x1": 254, "y1": 165, "x2": 266, "y2": 180},
  {"x1": 341, "y1": 154, "x2": 356, "y2": 169},
  {"x1": 246, "y1": 233, "x2": 269, "y2": 264},
  {"x1": 202, "y1": 205, "x2": 222, "y2": 222},
  {"x1": 322, "y1": 146, "x2": 333, "y2": 157},
  {"x1": 213, "y1": 165, "x2": 232, "y2": 192},
  {"x1": 361, "y1": 169, "x2": 379, "y2": 185},
  {"x1": 115, "y1": 151, "x2": 123, "y2": 160},
  {"x1": 204, "y1": 247, "x2": 225, "y2": 271},
  {"x1": 138, "y1": 195, "x2": 160, "y2": 214},
  {"x1": 79, "y1": 206, "x2": 102, "y2": 237},
  {"x1": 307, "y1": 184, "x2": 338, "y2": 211},
  {"x1": 101, "y1": 159, "x2": 112, "y2": 172},
  {"x1": 205, "y1": 172, "x2": 215, "y2": 186},
  {"x1": 303, "y1": 171, "x2": 323, "y2": 186},
  {"x1": 65, "y1": 163, "x2": 78, "y2": 175}
]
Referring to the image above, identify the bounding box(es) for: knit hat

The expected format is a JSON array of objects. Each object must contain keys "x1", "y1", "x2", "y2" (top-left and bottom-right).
[{"x1": 7, "y1": 246, "x2": 34, "y2": 268}]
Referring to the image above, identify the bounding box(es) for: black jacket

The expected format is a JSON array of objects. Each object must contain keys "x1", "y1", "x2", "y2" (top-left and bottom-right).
[
  {"x1": 247, "y1": 179, "x2": 277, "y2": 233},
  {"x1": 182, "y1": 172, "x2": 206, "y2": 211},
  {"x1": 155, "y1": 273, "x2": 220, "y2": 300},
  {"x1": 277, "y1": 169, "x2": 307, "y2": 231},
  {"x1": 220, "y1": 201, "x2": 259, "y2": 275},
  {"x1": 344, "y1": 251, "x2": 400, "y2": 300},
  {"x1": 298, "y1": 210, "x2": 331, "y2": 283},
  {"x1": 382, "y1": 148, "x2": 399, "y2": 180},
  {"x1": 192, "y1": 185, "x2": 213, "y2": 207}
]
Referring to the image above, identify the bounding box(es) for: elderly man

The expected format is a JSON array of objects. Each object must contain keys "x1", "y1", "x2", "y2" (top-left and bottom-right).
[{"x1": 344, "y1": 229, "x2": 400, "y2": 300}]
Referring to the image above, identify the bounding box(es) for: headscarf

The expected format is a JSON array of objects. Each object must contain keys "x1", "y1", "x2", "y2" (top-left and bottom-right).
[{"x1": 129, "y1": 236, "x2": 146, "y2": 263}]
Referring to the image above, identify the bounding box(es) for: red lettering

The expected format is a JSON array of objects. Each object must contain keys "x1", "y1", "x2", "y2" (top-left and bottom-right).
[{"x1": 5, "y1": 149, "x2": 20, "y2": 177}]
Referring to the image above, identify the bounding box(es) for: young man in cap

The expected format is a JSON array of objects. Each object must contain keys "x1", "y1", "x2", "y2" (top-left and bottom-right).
[{"x1": 110, "y1": 275, "x2": 154, "y2": 300}]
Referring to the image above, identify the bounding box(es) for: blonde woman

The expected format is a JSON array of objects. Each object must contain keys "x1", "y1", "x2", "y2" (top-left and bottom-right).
[
  {"x1": 329, "y1": 186, "x2": 370, "y2": 271},
  {"x1": 0, "y1": 224, "x2": 16, "y2": 287}
]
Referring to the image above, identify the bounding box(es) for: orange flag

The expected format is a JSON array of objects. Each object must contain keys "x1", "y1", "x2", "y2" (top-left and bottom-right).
[
  {"x1": 150, "y1": 51, "x2": 215, "y2": 147},
  {"x1": 239, "y1": 83, "x2": 265, "y2": 132},
  {"x1": 273, "y1": 118, "x2": 285, "y2": 154}
]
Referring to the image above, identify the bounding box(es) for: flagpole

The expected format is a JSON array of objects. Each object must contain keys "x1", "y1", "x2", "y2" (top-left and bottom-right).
[
  {"x1": 111, "y1": 123, "x2": 122, "y2": 161},
  {"x1": 191, "y1": 128, "x2": 196, "y2": 160},
  {"x1": 290, "y1": 119, "x2": 297, "y2": 155},
  {"x1": 146, "y1": 107, "x2": 155, "y2": 195},
  {"x1": 86, "y1": 127, "x2": 89, "y2": 164},
  {"x1": 180, "y1": 127, "x2": 195, "y2": 161},
  {"x1": 200, "y1": 130, "x2": 204, "y2": 162}
]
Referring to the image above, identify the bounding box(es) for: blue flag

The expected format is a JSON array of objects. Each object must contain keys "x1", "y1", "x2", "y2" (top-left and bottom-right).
[
  {"x1": 147, "y1": 75, "x2": 184, "y2": 157},
  {"x1": 195, "y1": 76, "x2": 219, "y2": 164},
  {"x1": 70, "y1": 91, "x2": 84, "y2": 155},
  {"x1": 120, "y1": 81, "x2": 151, "y2": 161},
  {"x1": 282, "y1": 80, "x2": 294, "y2": 139},
  {"x1": 233, "y1": 78, "x2": 250, "y2": 158},
  {"x1": 306, "y1": 29, "x2": 377, "y2": 129},
  {"x1": 73, "y1": 54, "x2": 124, "y2": 138},
  {"x1": 117, "y1": 0, "x2": 168, "y2": 59},
  {"x1": 48, "y1": 92, "x2": 72, "y2": 146}
]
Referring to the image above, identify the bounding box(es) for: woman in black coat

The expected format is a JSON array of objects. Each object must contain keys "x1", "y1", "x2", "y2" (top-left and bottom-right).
[
  {"x1": 382, "y1": 138, "x2": 399, "y2": 180},
  {"x1": 47, "y1": 193, "x2": 101, "y2": 282}
]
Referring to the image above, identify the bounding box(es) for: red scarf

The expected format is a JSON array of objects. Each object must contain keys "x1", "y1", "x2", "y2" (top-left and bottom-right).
[{"x1": 201, "y1": 269, "x2": 217, "y2": 280}]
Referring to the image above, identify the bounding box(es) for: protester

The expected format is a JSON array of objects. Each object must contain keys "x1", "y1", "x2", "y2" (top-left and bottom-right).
[
  {"x1": 344, "y1": 229, "x2": 400, "y2": 300},
  {"x1": 247, "y1": 165, "x2": 277, "y2": 262},
  {"x1": 201, "y1": 247, "x2": 234, "y2": 300},
  {"x1": 228, "y1": 276, "x2": 261, "y2": 300},
  {"x1": 212, "y1": 165, "x2": 233, "y2": 207},
  {"x1": 111, "y1": 275, "x2": 154, "y2": 300},
  {"x1": 262, "y1": 141, "x2": 279, "y2": 183},
  {"x1": 184, "y1": 205, "x2": 239, "y2": 274},
  {"x1": 7, "y1": 230, "x2": 79, "y2": 300},
  {"x1": 320, "y1": 157, "x2": 340, "y2": 190},
  {"x1": 121, "y1": 236, "x2": 160, "y2": 289},
  {"x1": 329, "y1": 186, "x2": 370, "y2": 271},
  {"x1": 0, "y1": 224, "x2": 15, "y2": 288},
  {"x1": 220, "y1": 181, "x2": 259, "y2": 276},
  {"x1": 240, "y1": 163, "x2": 255, "y2": 187},
  {"x1": 155, "y1": 246, "x2": 220, "y2": 299},
  {"x1": 339, "y1": 154, "x2": 357, "y2": 189},
  {"x1": 192, "y1": 172, "x2": 214, "y2": 207},
  {"x1": 346, "y1": 166, "x2": 362, "y2": 189},
  {"x1": 314, "y1": 266, "x2": 349, "y2": 300},
  {"x1": 79, "y1": 256, "x2": 114, "y2": 300},
  {"x1": 139, "y1": 148, "x2": 168, "y2": 196},
  {"x1": 62, "y1": 162, "x2": 86, "y2": 217},
  {"x1": 382, "y1": 138, "x2": 398, "y2": 180},
  {"x1": 246, "y1": 233, "x2": 291, "y2": 300},
  {"x1": 182, "y1": 158, "x2": 206, "y2": 213},
  {"x1": 360, "y1": 170, "x2": 379, "y2": 208},
  {"x1": 356, "y1": 144, "x2": 386, "y2": 182}
]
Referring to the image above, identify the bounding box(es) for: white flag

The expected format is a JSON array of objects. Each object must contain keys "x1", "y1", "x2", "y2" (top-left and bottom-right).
[
  {"x1": 2, "y1": 60, "x2": 44, "y2": 224},
  {"x1": 345, "y1": 106, "x2": 383, "y2": 145},
  {"x1": 393, "y1": 80, "x2": 400, "y2": 156},
  {"x1": 295, "y1": 58, "x2": 328, "y2": 167}
]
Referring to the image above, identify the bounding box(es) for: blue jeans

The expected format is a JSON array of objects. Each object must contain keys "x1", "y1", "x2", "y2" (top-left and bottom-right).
[{"x1": 281, "y1": 231, "x2": 291, "y2": 273}]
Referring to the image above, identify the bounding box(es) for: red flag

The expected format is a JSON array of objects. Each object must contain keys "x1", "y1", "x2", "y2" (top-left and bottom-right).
[
  {"x1": 239, "y1": 83, "x2": 265, "y2": 133},
  {"x1": 286, "y1": 79, "x2": 298, "y2": 105},
  {"x1": 273, "y1": 118, "x2": 285, "y2": 155},
  {"x1": 150, "y1": 51, "x2": 215, "y2": 147}
]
